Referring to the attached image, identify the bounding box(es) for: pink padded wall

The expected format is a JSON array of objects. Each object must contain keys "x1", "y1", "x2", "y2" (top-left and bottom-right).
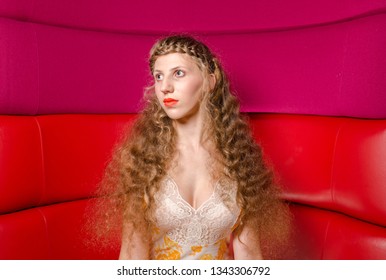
[
  {"x1": 1, "y1": 0, "x2": 386, "y2": 33},
  {"x1": 1, "y1": 1, "x2": 386, "y2": 117}
]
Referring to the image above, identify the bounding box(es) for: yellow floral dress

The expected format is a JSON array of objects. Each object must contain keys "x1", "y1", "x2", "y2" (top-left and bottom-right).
[{"x1": 151, "y1": 176, "x2": 240, "y2": 260}]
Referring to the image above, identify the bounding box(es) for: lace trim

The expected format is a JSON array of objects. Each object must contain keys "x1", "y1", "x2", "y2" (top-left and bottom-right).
[{"x1": 153, "y1": 176, "x2": 240, "y2": 246}]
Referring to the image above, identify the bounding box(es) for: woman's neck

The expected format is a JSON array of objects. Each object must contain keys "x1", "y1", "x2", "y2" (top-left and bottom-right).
[{"x1": 173, "y1": 109, "x2": 207, "y2": 150}]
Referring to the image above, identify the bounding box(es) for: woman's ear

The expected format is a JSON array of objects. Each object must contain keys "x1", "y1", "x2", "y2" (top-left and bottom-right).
[{"x1": 209, "y1": 73, "x2": 216, "y2": 91}]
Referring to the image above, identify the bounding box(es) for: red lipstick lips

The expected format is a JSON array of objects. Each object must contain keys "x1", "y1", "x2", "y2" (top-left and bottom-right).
[{"x1": 163, "y1": 98, "x2": 178, "y2": 107}]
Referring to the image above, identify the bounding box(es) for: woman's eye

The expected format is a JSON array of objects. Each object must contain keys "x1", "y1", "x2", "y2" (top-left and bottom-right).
[
  {"x1": 175, "y1": 70, "x2": 185, "y2": 77},
  {"x1": 154, "y1": 73, "x2": 163, "y2": 81}
]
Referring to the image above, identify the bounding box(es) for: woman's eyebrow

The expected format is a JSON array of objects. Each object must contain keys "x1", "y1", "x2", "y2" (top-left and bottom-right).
[{"x1": 154, "y1": 66, "x2": 188, "y2": 73}]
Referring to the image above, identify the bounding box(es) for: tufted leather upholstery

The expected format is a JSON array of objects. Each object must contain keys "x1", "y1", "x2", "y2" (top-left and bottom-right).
[
  {"x1": 250, "y1": 114, "x2": 386, "y2": 259},
  {"x1": 1, "y1": 1, "x2": 385, "y2": 259},
  {"x1": 0, "y1": 115, "x2": 134, "y2": 259},
  {"x1": 1, "y1": 114, "x2": 385, "y2": 259}
]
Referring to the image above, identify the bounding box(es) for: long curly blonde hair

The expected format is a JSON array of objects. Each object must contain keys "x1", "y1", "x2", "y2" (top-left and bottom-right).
[{"x1": 90, "y1": 35, "x2": 291, "y2": 259}]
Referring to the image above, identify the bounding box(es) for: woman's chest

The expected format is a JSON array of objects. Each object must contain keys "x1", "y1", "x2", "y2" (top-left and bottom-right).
[{"x1": 152, "y1": 176, "x2": 240, "y2": 246}]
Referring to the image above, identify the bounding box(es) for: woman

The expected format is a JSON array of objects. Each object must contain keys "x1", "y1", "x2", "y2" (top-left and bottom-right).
[{"x1": 94, "y1": 35, "x2": 290, "y2": 260}]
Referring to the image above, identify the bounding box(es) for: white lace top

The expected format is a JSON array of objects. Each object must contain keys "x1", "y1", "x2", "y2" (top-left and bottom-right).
[{"x1": 151, "y1": 176, "x2": 240, "y2": 260}]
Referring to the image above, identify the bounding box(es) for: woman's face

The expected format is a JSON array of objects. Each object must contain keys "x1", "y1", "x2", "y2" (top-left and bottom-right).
[{"x1": 153, "y1": 53, "x2": 205, "y2": 122}]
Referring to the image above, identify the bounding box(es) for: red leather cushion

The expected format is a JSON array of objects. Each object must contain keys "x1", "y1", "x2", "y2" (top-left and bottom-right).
[
  {"x1": 37, "y1": 114, "x2": 136, "y2": 205},
  {"x1": 250, "y1": 114, "x2": 339, "y2": 208},
  {"x1": 250, "y1": 114, "x2": 386, "y2": 227},
  {"x1": 332, "y1": 119, "x2": 386, "y2": 226},
  {"x1": 0, "y1": 117, "x2": 44, "y2": 214},
  {"x1": 323, "y1": 212, "x2": 386, "y2": 260},
  {"x1": 0, "y1": 209, "x2": 49, "y2": 259},
  {"x1": 41, "y1": 199, "x2": 119, "y2": 260},
  {"x1": 282, "y1": 205, "x2": 330, "y2": 260},
  {"x1": 287, "y1": 204, "x2": 386, "y2": 260},
  {"x1": 0, "y1": 114, "x2": 134, "y2": 259}
]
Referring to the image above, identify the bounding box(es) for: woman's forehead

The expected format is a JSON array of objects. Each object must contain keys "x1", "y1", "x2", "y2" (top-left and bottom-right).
[{"x1": 153, "y1": 53, "x2": 200, "y2": 72}]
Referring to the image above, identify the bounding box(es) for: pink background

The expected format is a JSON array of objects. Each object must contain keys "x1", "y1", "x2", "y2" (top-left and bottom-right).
[{"x1": 1, "y1": 0, "x2": 386, "y2": 117}]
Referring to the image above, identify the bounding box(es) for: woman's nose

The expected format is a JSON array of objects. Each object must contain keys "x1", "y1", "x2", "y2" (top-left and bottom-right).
[{"x1": 161, "y1": 79, "x2": 174, "y2": 94}]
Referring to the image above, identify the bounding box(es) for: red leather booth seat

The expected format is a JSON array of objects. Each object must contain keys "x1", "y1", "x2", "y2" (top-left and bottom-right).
[
  {"x1": 0, "y1": 115, "x2": 135, "y2": 259},
  {"x1": 0, "y1": 114, "x2": 385, "y2": 259},
  {"x1": 250, "y1": 114, "x2": 386, "y2": 259}
]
